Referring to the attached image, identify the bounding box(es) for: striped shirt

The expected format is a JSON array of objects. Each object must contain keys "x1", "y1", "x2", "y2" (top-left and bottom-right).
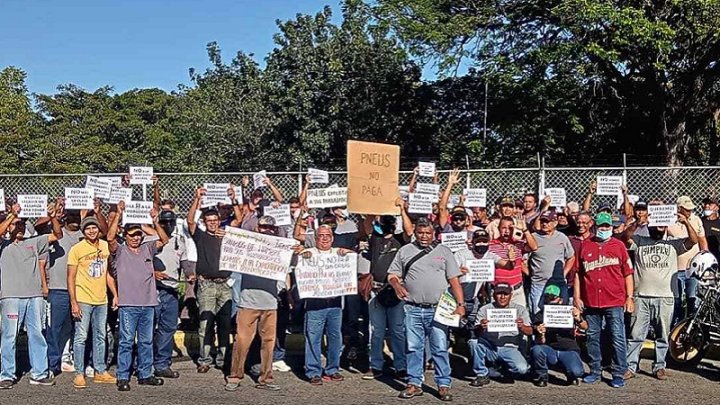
[{"x1": 488, "y1": 239, "x2": 526, "y2": 287}]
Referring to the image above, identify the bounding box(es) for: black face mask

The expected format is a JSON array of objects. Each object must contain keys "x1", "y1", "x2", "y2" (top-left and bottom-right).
[
  {"x1": 648, "y1": 228, "x2": 665, "y2": 240},
  {"x1": 380, "y1": 224, "x2": 395, "y2": 235},
  {"x1": 473, "y1": 244, "x2": 489, "y2": 256},
  {"x1": 160, "y1": 222, "x2": 176, "y2": 236}
]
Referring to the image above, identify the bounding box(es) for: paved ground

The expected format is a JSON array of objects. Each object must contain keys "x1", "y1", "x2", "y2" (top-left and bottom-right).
[{"x1": 2, "y1": 352, "x2": 719, "y2": 405}]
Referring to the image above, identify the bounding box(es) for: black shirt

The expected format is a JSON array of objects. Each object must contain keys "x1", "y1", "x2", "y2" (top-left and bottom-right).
[
  {"x1": 532, "y1": 310, "x2": 580, "y2": 352},
  {"x1": 367, "y1": 232, "x2": 407, "y2": 283},
  {"x1": 191, "y1": 229, "x2": 230, "y2": 279},
  {"x1": 702, "y1": 217, "x2": 720, "y2": 260}
]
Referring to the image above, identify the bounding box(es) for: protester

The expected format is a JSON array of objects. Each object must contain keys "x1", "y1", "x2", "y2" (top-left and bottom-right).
[
  {"x1": 488, "y1": 217, "x2": 537, "y2": 307},
  {"x1": 486, "y1": 197, "x2": 517, "y2": 240},
  {"x1": 701, "y1": 197, "x2": 720, "y2": 260},
  {"x1": 522, "y1": 193, "x2": 540, "y2": 227}
]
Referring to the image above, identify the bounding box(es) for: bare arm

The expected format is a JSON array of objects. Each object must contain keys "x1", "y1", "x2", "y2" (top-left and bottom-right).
[
  {"x1": 151, "y1": 208, "x2": 170, "y2": 249},
  {"x1": 408, "y1": 166, "x2": 419, "y2": 193},
  {"x1": 563, "y1": 256, "x2": 576, "y2": 277},
  {"x1": 265, "y1": 177, "x2": 284, "y2": 203},
  {"x1": 39, "y1": 259, "x2": 49, "y2": 297},
  {"x1": 107, "y1": 201, "x2": 123, "y2": 254},
  {"x1": 152, "y1": 175, "x2": 161, "y2": 212},
  {"x1": 0, "y1": 204, "x2": 20, "y2": 236},
  {"x1": 299, "y1": 174, "x2": 311, "y2": 207},
  {"x1": 228, "y1": 185, "x2": 245, "y2": 227},
  {"x1": 447, "y1": 276, "x2": 465, "y2": 306},
  {"x1": 93, "y1": 198, "x2": 109, "y2": 237},
  {"x1": 47, "y1": 203, "x2": 63, "y2": 243},
  {"x1": 397, "y1": 198, "x2": 414, "y2": 239},
  {"x1": 582, "y1": 180, "x2": 596, "y2": 212},
  {"x1": 621, "y1": 185, "x2": 632, "y2": 217},
  {"x1": 187, "y1": 187, "x2": 204, "y2": 236},
  {"x1": 438, "y1": 168, "x2": 460, "y2": 228}
]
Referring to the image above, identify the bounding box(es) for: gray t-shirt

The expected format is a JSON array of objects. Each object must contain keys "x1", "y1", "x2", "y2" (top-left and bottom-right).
[
  {"x1": 238, "y1": 274, "x2": 285, "y2": 311},
  {"x1": 387, "y1": 243, "x2": 461, "y2": 305},
  {"x1": 476, "y1": 302, "x2": 531, "y2": 348},
  {"x1": 632, "y1": 235, "x2": 686, "y2": 298},
  {"x1": 0, "y1": 235, "x2": 50, "y2": 299},
  {"x1": 113, "y1": 241, "x2": 159, "y2": 307},
  {"x1": 528, "y1": 231, "x2": 574, "y2": 284},
  {"x1": 154, "y1": 234, "x2": 189, "y2": 290},
  {"x1": 454, "y1": 248, "x2": 501, "y2": 300},
  {"x1": 42, "y1": 228, "x2": 83, "y2": 290}
]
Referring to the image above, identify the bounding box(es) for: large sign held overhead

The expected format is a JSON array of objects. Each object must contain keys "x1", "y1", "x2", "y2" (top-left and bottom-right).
[{"x1": 347, "y1": 140, "x2": 400, "y2": 215}]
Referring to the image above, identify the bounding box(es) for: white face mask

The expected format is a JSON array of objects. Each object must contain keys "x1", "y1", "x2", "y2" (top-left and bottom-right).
[
  {"x1": 292, "y1": 209, "x2": 301, "y2": 219},
  {"x1": 704, "y1": 209, "x2": 715, "y2": 217}
]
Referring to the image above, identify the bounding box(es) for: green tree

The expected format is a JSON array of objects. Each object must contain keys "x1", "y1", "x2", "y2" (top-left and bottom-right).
[{"x1": 0, "y1": 67, "x2": 37, "y2": 173}]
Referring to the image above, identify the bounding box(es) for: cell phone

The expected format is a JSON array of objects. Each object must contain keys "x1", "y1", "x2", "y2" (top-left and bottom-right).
[{"x1": 512, "y1": 228, "x2": 524, "y2": 241}]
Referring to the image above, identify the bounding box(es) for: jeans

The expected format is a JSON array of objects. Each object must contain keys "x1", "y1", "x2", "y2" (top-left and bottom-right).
[
  {"x1": 117, "y1": 306, "x2": 155, "y2": 380},
  {"x1": 672, "y1": 271, "x2": 699, "y2": 326},
  {"x1": 154, "y1": 289, "x2": 179, "y2": 371},
  {"x1": 368, "y1": 294, "x2": 406, "y2": 371},
  {"x1": 197, "y1": 280, "x2": 233, "y2": 367},
  {"x1": 73, "y1": 303, "x2": 108, "y2": 374},
  {"x1": 585, "y1": 306, "x2": 627, "y2": 378},
  {"x1": 627, "y1": 296, "x2": 674, "y2": 373},
  {"x1": 0, "y1": 297, "x2": 50, "y2": 381},
  {"x1": 469, "y1": 337, "x2": 529, "y2": 377},
  {"x1": 46, "y1": 289, "x2": 73, "y2": 373},
  {"x1": 404, "y1": 304, "x2": 452, "y2": 388},
  {"x1": 345, "y1": 294, "x2": 368, "y2": 348},
  {"x1": 304, "y1": 307, "x2": 342, "y2": 378},
  {"x1": 530, "y1": 345, "x2": 584, "y2": 379}
]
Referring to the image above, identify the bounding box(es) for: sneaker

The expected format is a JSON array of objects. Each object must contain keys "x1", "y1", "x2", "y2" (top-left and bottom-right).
[
  {"x1": 362, "y1": 369, "x2": 384, "y2": 380},
  {"x1": 533, "y1": 377, "x2": 548, "y2": 387},
  {"x1": 398, "y1": 384, "x2": 424, "y2": 399},
  {"x1": 272, "y1": 360, "x2": 291, "y2": 372},
  {"x1": 117, "y1": 379, "x2": 131, "y2": 392},
  {"x1": 61, "y1": 361, "x2": 74, "y2": 373},
  {"x1": 84, "y1": 366, "x2": 95, "y2": 379},
  {"x1": 154, "y1": 368, "x2": 180, "y2": 379},
  {"x1": 654, "y1": 369, "x2": 669, "y2": 381},
  {"x1": 610, "y1": 376, "x2": 625, "y2": 388},
  {"x1": 583, "y1": 374, "x2": 601, "y2": 384},
  {"x1": 469, "y1": 375, "x2": 490, "y2": 387},
  {"x1": 224, "y1": 378, "x2": 242, "y2": 392},
  {"x1": 255, "y1": 383, "x2": 280, "y2": 391},
  {"x1": 30, "y1": 374, "x2": 55, "y2": 386},
  {"x1": 138, "y1": 376, "x2": 164, "y2": 386},
  {"x1": 322, "y1": 373, "x2": 344, "y2": 382},
  {"x1": 623, "y1": 370, "x2": 635, "y2": 380},
  {"x1": 0, "y1": 379, "x2": 14, "y2": 389},
  {"x1": 73, "y1": 374, "x2": 87, "y2": 389},
  {"x1": 93, "y1": 371, "x2": 117, "y2": 384},
  {"x1": 309, "y1": 376, "x2": 323, "y2": 386}
]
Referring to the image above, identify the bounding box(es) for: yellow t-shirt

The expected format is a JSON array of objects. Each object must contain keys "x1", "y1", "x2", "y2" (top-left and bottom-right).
[{"x1": 67, "y1": 239, "x2": 110, "y2": 305}]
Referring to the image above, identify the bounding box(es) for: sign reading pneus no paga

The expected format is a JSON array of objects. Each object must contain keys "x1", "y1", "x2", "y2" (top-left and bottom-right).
[{"x1": 346, "y1": 140, "x2": 400, "y2": 215}]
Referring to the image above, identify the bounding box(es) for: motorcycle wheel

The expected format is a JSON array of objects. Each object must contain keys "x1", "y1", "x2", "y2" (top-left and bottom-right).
[{"x1": 668, "y1": 318, "x2": 706, "y2": 368}]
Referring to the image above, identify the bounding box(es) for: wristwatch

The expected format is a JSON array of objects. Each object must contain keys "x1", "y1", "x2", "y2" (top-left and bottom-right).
[{"x1": 457, "y1": 302, "x2": 466, "y2": 307}]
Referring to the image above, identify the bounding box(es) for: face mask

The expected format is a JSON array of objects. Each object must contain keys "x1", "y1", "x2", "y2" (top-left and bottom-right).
[
  {"x1": 649, "y1": 228, "x2": 665, "y2": 240},
  {"x1": 292, "y1": 210, "x2": 301, "y2": 219},
  {"x1": 339, "y1": 209, "x2": 349, "y2": 219},
  {"x1": 596, "y1": 229, "x2": 612, "y2": 241},
  {"x1": 704, "y1": 210, "x2": 714, "y2": 217},
  {"x1": 373, "y1": 223, "x2": 383, "y2": 235},
  {"x1": 473, "y1": 244, "x2": 489, "y2": 256}
]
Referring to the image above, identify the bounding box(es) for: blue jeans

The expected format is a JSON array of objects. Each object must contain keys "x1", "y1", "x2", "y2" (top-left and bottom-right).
[
  {"x1": 404, "y1": 304, "x2": 452, "y2": 388},
  {"x1": 154, "y1": 289, "x2": 179, "y2": 371},
  {"x1": 1, "y1": 297, "x2": 50, "y2": 381},
  {"x1": 530, "y1": 345, "x2": 584, "y2": 379},
  {"x1": 627, "y1": 296, "x2": 673, "y2": 373},
  {"x1": 46, "y1": 289, "x2": 73, "y2": 373},
  {"x1": 672, "y1": 271, "x2": 699, "y2": 325},
  {"x1": 585, "y1": 306, "x2": 627, "y2": 378},
  {"x1": 368, "y1": 294, "x2": 406, "y2": 371},
  {"x1": 304, "y1": 307, "x2": 343, "y2": 378},
  {"x1": 469, "y1": 337, "x2": 529, "y2": 377},
  {"x1": 117, "y1": 306, "x2": 155, "y2": 380},
  {"x1": 73, "y1": 303, "x2": 108, "y2": 374}
]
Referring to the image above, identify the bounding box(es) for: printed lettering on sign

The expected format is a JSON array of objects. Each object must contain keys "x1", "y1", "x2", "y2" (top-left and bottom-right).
[
  {"x1": 17, "y1": 194, "x2": 48, "y2": 218},
  {"x1": 433, "y1": 291, "x2": 460, "y2": 327},
  {"x1": 487, "y1": 308, "x2": 518, "y2": 333},
  {"x1": 440, "y1": 232, "x2": 467, "y2": 253},
  {"x1": 263, "y1": 204, "x2": 292, "y2": 226},
  {"x1": 64, "y1": 188, "x2": 94, "y2": 210},
  {"x1": 253, "y1": 171, "x2": 267, "y2": 190},
  {"x1": 122, "y1": 201, "x2": 153, "y2": 225},
  {"x1": 129, "y1": 166, "x2": 153, "y2": 185},
  {"x1": 648, "y1": 205, "x2": 677, "y2": 227},
  {"x1": 408, "y1": 193, "x2": 433, "y2": 214},
  {"x1": 107, "y1": 187, "x2": 133, "y2": 205},
  {"x1": 544, "y1": 188, "x2": 566, "y2": 208},
  {"x1": 461, "y1": 259, "x2": 495, "y2": 283},
  {"x1": 463, "y1": 188, "x2": 487, "y2": 208},
  {"x1": 418, "y1": 162, "x2": 436, "y2": 177},
  {"x1": 308, "y1": 168, "x2": 329, "y2": 184},
  {"x1": 307, "y1": 187, "x2": 348, "y2": 209},
  {"x1": 295, "y1": 252, "x2": 358, "y2": 299},
  {"x1": 202, "y1": 183, "x2": 232, "y2": 207},
  {"x1": 0, "y1": 189, "x2": 5, "y2": 212},
  {"x1": 596, "y1": 176, "x2": 623, "y2": 196},
  {"x1": 85, "y1": 176, "x2": 113, "y2": 199},
  {"x1": 415, "y1": 183, "x2": 440, "y2": 203},
  {"x1": 543, "y1": 305, "x2": 574, "y2": 329}
]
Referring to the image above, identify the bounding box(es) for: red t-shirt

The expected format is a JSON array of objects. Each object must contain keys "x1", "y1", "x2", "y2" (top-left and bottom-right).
[
  {"x1": 488, "y1": 239, "x2": 525, "y2": 287},
  {"x1": 578, "y1": 237, "x2": 633, "y2": 308}
]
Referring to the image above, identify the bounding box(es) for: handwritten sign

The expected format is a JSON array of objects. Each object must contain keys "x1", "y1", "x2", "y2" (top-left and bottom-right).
[
  {"x1": 295, "y1": 251, "x2": 358, "y2": 299},
  {"x1": 543, "y1": 305, "x2": 574, "y2": 329},
  {"x1": 346, "y1": 140, "x2": 400, "y2": 215},
  {"x1": 253, "y1": 170, "x2": 267, "y2": 190},
  {"x1": 85, "y1": 176, "x2": 113, "y2": 199},
  {"x1": 433, "y1": 291, "x2": 460, "y2": 327},
  {"x1": 418, "y1": 162, "x2": 436, "y2": 177},
  {"x1": 617, "y1": 194, "x2": 639, "y2": 210},
  {"x1": 441, "y1": 232, "x2": 467, "y2": 252},
  {"x1": 129, "y1": 166, "x2": 153, "y2": 185},
  {"x1": 263, "y1": 204, "x2": 292, "y2": 226},
  {"x1": 122, "y1": 201, "x2": 153, "y2": 225},
  {"x1": 408, "y1": 193, "x2": 433, "y2": 214},
  {"x1": 544, "y1": 188, "x2": 567, "y2": 208},
  {"x1": 0, "y1": 189, "x2": 5, "y2": 212},
  {"x1": 17, "y1": 194, "x2": 47, "y2": 218},
  {"x1": 487, "y1": 308, "x2": 518, "y2": 333},
  {"x1": 64, "y1": 188, "x2": 94, "y2": 210},
  {"x1": 307, "y1": 187, "x2": 348, "y2": 209},
  {"x1": 461, "y1": 259, "x2": 495, "y2": 283},
  {"x1": 202, "y1": 183, "x2": 231, "y2": 207},
  {"x1": 107, "y1": 187, "x2": 133, "y2": 204},
  {"x1": 219, "y1": 227, "x2": 295, "y2": 281},
  {"x1": 648, "y1": 204, "x2": 677, "y2": 227},
  {"x1": 596, "y1": 176, "x2": 623, "y2": 196},
  {"x1": 464, "y1": 188, "x2": 487, "y2": 208},
  {"x1": 308, "y1": 168, "x2": 329, "y2": 184}
]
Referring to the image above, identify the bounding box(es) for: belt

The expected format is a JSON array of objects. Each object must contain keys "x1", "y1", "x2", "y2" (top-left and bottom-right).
[
  {"x1": 512, "y1": 283, "x2": 523, "y2": 291},
  {"x1": 405, "y1": 301, "x2": 437, "y2": 309},
  {"x1": 198, "y1": 276, "x2": 229, "y2": 283}
]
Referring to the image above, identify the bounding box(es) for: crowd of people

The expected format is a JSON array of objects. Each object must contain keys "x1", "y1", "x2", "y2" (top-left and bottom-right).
[{"x1": 0, "y1": 168, "x2": 717, "y2": 402}]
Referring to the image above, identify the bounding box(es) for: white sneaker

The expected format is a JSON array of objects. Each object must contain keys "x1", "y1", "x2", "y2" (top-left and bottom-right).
[
  {"x1": 61, "y1": 361, "x2": 74, "y2": 373},
  {"x1": 272, "y1": 360, "x2": 291, "y2": 372},
  {"x1": 84, "y1": 366, "x2": 95, "y2": 378}
]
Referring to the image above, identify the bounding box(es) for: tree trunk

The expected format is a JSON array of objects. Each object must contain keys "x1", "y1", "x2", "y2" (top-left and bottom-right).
[{"x1": 661, "y1": 114, "x2": 687, "y2": 167}]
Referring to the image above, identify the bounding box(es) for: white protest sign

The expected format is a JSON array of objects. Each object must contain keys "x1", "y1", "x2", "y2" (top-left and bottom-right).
[
  {"x1": 308, "y1": 168, "x2": 329, "y2": 184},
  {"x1": 264, "y1": 204, "x2": 292, "y2": 226},
  {"x1": 122, "y1": 201, "x2": 153, "y2": 225},
  {"x1": 617, "y1": 194, "x2": 639, "y2": 210},
  {"x1": 295, "y1": 251, "x2": 358, "y2": 299},
  {"x1": 0, "y1": 189, "x2": 5, "y2": 212},
  {"x1": 129, "y1": 166, "x2": 154, "y2": 185},
  {"x1": 408, "y1": 193, "x2": 433, "y2": 214},
  {"x1": 464, "y1": 188, "x2": 487, "y2": 208},
  {"x1": 596, "y1": 176, "x2": 623, "y2": 196},
  {"x1": 447, "y1": 194, "x2": 461, "y2": 209},
  {"x1": 202, "y1": 183, "x2": 231, "y2": 207},
  {"x1": 219, "y1": 227, "x2": 295, "y2": 281},
  {"x1": 433, "y1": 291, "x2": 460, "y2": 327},
  {"x1": 85, "y1": 176, "x2": 113, "y2": 199},
  {"x1": 107, "y1": 187, "x2": 133, "y2": 204},
  {"x1": 418, "y1": 162, "x2": 436, "y2": 177},
  {"x1": 543, "y1": 305, "x2": 574, "y2": 329},
  {"x1": 106, "y1": 176, "x2": 122, "y2": 188},
  {"x1": 307, "y1": 187, "x2": 348, "y2": 208},
  {"x1": 64, "y1": 188, "x2": 94, "y2": 210},
  {"x1": 415, "y1": 183, "x2": 440, "y2": 203},
  {"x1": 17, "y1": 194, "x2": 48, "y2": 218},
  {"x1": 544, "y1": 188, "x2": 567, "y2": 208},
  {"x1": 461, "y1": 259, "x2": 495, "y2": 283},
  {"x1": 441, "y1": 232, "x2": 467, "y2": 252},
  {"x1": 253, "y1": 170, "x2": 267, "y2": 190},
  {"x1": 398, "y1": 186, "x2": 410, "y2": 200},
  {"x1": 487, "y1": 308, "x2": 518, "y2": 333},
  {"x1": 648, "y1": 204, "x2": 677, "y2": 227}
]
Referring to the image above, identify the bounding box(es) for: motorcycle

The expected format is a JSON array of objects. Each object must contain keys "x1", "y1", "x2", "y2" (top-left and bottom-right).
[{"x1": 669, "y1": 251, "x2": 720, "y2": 367}]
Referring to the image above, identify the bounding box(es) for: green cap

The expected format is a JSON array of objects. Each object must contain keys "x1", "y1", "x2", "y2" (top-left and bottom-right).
[
  {"x1": 543, "y1": 284, "x2": 561, "y2": 297},
  {"x1": 595, "y1": 212, "x2": 613, "y2": 226}
]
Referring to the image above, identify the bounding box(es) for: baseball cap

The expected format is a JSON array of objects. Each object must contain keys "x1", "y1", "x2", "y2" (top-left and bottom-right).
[
  {"x1": 514, "y1": 200, "x2": 524, "y2": 209},
  {"x1": 540, "y1": 211, "x2": 557, "y2": 221},
  {"x1": 258, "y1": 216, "x2": 276, "y2": 227},
  {"x1": 702, "y1": 197, "x2": 718, "y2": 206},
  {"x1": 493, "y1": 282, "x2": 513, "y2": 294},
  {"x1": 595, "y1": 212, "x2": 613, "y2": 226},
  {"x1": 597, "y1": 204, "x2": 613, "y2": 214},
  {"x1": 451, "y1": 208, "x2": 468, "y2": 220},
  {"x1": 634, "y1": 201, "x2": 648, "y2": 210},
  {"x1": 124, "y1": 224, "x2": 144, "y2": 236},
  {"x1": 499, "y1": 196, "x2": 515, "y2": 207},
  {"x1": 611, "y1": 214, "x2": 625, "y2": 227},
  {"x1": 472, "y1": 229, "x2": 490, "y2": 243},
  {"x1": 543, "y1": 284, "x2": 561, "y2": 297},
  {"x1": 80, "y1": 216, "x2": 100, "y2": 231},
  {"x1": 677, "y1": 196, "x2": 696, "y2": 210}
]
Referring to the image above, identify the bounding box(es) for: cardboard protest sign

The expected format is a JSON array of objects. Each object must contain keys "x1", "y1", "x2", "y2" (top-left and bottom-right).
[
  {"x1": 544, "y1": 188, "x2": 567, "y2": 208},
  {"x1": 122, "y1": 201, "x2": 153, "y2": 225},
  {"x1": 648, "y1": 205, "x2": 677, "y2": 227},
  {"x1": 408, "y1": 193, "x2": 433, "y2": 214},
  {"x1": 596, "y1": 176, "x2": 623, "y2": 196},
  {"x1": 253, "y1": 170, "x2": 267, "y2": 190},
  {"x1": 307, "y1": 187, "x2": 348, "y2": 209},
  {"x1": 543, "y1": 305, "x2": 574, "y2": 328},
  {"x1": 263, "y1": 204, "x2": 292, "y2": 226},
  {"x1": 308, "y1": 168, "x2": 329, "y2": 184},
  {"x1": 464, "y1": 188, "x2": 487, "y2": 208},
  {"x1": 202, "y1": 183, "x2": 232, "y2": 207},
  {"x1": 487, "y1": 308, "x2": 518, "y2": 333},
  {"x1": 617, "y1": 194, "x2": 639, "y2": 210},
  {"x1": 433, "y1": 291, "x2": 460, "y2": 327},
  {"x1": 461, "y1": 259, "x2": 495, "y2": 283},
  {"x1": 440, "y1": 232, "x2": 467, "y2": 252},
  {"x1": 17, "y1": 194, "x2": 47, "y2": 218},
  {"x1": 64, "y1": 188, "x2": 94, "y2": 210},
  {"x1": 0, "y1": 189, "x2": 5, "y2": 212},
  {"x1": 418, "y1": 162, "x2": 436, "y2": 177},
  {"x1": 107, "y1": 187, "x2": 132, "y2": 204},
  {"x1": 129, "y1": 166, "x2": 153, "y2": 185},
  {"x1": 85, "y1": 176, "x2": 113, "y2": 199},
  {"x1": 219, "y1": 227, "x2": 295, "y2": 281},
  {"x1": 295, "y1": 252, "x2": 358, "y2": 299},
  {"x1": 346, "y1": 140, "x2": 400, "y2": 215}
]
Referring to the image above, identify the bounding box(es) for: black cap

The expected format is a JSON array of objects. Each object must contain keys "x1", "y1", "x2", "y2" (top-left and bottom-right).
[
  {"x1": 634, "y1": 201, "x2": 648, "y2": 210},
  {"x1": 494, "y1": 283, "x2": 512, "y2": 294}
]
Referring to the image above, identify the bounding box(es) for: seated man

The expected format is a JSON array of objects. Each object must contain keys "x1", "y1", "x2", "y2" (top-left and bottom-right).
[
  {"x1": 471, "y1": 283, "x2": 532, "y2": 387},
  {"x1": 530, "y1": 284, "x2": 586, "y2": 387}
]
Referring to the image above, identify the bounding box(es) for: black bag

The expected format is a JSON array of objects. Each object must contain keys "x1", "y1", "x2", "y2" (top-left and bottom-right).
[{"x1": 376, "y1": 241, "x2": 438, "y2": 307}]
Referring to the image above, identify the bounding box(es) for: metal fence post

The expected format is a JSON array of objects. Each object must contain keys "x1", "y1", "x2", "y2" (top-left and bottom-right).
[
  {"x1": 537, "y1": 153, "x2": 545, "y2": 198},
  {"x1": 465, "y1": 155, "x2": 471, "y2": 189},
  {"x1": 297, "y1": 159, "x2": 303, "y2": 197},
  {"x1": 622, "y1": 153, "x2": 628, "y2": 186}
]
